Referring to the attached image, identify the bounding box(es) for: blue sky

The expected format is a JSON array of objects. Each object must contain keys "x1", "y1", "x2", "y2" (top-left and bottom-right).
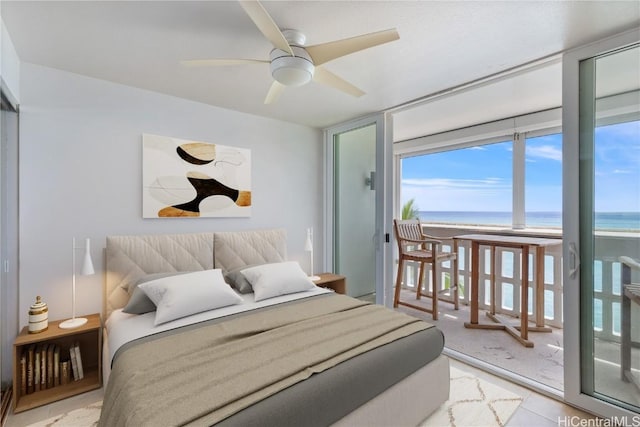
[{"x1": 401, "y1": 120, "x2": 639, "y2": 213}]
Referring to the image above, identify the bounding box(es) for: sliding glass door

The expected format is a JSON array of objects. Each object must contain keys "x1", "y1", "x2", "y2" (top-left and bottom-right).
[
  {"x1": 563, "y1": 30, "x2": 640, "y2": 417},
  {"x1": 0, "y1": 90, "x2": 19, "y2": 394},
  {"x1": 325, "y1": 114, "x2": 393, "y2": 304}
]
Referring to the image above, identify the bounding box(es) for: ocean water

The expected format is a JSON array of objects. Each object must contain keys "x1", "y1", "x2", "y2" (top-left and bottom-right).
[{"x1": 418, "y1": 211, "x2": 640, "y2": 231}]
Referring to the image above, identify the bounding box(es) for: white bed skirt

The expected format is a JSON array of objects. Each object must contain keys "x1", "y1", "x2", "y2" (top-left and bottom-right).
[{"x1": 333, "y1": 354, "x2": 450, "y2": 427}]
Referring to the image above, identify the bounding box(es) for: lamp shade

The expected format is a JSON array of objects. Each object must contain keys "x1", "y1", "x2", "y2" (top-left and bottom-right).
[
  {"x1": 304, "y1": 228, "x2": 313, "y2": 252},
  {"x1": 81, "y1": 238, "x2": 95, "y2": 275}
]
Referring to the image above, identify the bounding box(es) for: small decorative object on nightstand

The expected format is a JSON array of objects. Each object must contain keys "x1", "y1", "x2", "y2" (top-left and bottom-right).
[
  {"x1": 314, "y1": 273, "x2": 347, "y2": 294},
  {"x1": 28, "y1": 296, "x2": 48, "y2": 334},
  {"x1": 13, "y1": 313, "x2": 102, "y2": 413}
]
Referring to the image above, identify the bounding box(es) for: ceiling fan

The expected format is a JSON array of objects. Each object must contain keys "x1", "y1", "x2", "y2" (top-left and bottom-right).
[{"x1": 181, "y1": 0, "x2": 400, "y2": 104}]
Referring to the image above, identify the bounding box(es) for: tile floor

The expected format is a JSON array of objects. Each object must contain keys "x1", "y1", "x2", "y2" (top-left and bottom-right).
[
  {"x1": 4, "y1": 357, "x2": 599, "y2": 427},
  {"x1": 394, "y1": 288, "x2": 640, "y2": 409},
  {"x1": 5, "y1": 387, "x2": 103, "y2": 427}
]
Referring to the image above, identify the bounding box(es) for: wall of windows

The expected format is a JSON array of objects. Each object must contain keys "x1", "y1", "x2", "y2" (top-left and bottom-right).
[
  {"x1": 397, "y1": 120, "x2": 638, "y2": 232},
  {"x1": 394, "y1": 90, "x2": 639, "y2": 232},
  {"x1": 396, "y1": 106, "x2": 563, "y2": 231}
]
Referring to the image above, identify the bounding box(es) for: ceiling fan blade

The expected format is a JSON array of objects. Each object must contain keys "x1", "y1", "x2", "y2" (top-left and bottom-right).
[
  {"x1": 313, "y1": 67, "x2": 365, "y2": 98},
  {"x1": 181, "y1": 59, "x2": 269, "y2": 67},
  {"x1": 264, "y1": 80, "x2": 286, "y2": 104},
  {"x1": 306, "y1": 28, "x2": 399, "y2": 66},
  {"x1": 239, "y1": 0, "x2": 294, "y2": 56}
]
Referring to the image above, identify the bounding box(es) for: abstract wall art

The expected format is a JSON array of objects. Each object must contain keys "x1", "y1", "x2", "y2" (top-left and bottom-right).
[{"x1": 142, "y1": 134, "x2": 251, "y2": 218}]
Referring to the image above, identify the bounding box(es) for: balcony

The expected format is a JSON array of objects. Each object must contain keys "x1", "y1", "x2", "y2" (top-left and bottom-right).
[{"x1": 393, "y1": 224, "x2": 640, "y2": 407}]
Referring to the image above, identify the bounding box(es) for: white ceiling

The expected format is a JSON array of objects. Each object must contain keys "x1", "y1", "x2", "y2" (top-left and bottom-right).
[
  {"x1": 392, "y1": 59, "x2": 564, "y2": 142},
  {"x1": 2, "y1": 1, "x2": 639, "y2": 135}
]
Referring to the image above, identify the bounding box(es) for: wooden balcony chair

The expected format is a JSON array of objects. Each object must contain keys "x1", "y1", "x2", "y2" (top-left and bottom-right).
[
  {"x1": 393, "y1": 218, "x2": 458, "y2": 320},
  {"x1": 620, "y1": 256, "x2": 640, "y2": 391}
]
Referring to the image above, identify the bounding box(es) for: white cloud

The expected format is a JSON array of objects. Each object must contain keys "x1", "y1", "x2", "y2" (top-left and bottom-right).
[
  {"x1": 526, "y1": 145, "x2": 562, "y2": 162},
  {"x1": 401, "y1": 177, "x2": 513, "y2": 210},
  {"x1": 613, "y1": 169, "x2": 632, "y2": 174},
  {"x1": 402, "y1": 177, "x2": 508, "y2": 189},
  {"x1": 401, "y1": 182, "x2": 512, "y2": 211}
]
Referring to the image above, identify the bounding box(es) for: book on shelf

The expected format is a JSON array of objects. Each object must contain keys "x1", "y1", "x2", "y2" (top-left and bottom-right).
[
  {"x1": 46, "y1": 344, "x2": 54, "y2": 388},
  {"x1": 34, "y1": 344, "x2": 41, "y2": 392},
  {"x1": 73, "y1": 342, "x2": 84, "y2": 380},
  {"x1": 40, "y1": 345, "x2": 46, "y2": 389},
  {"x1": 60, "y1": 359, "x2": 70, "y2": 385},
  {"x1": 19, "y1": 352, "x2": 27, "y2": 395},
  {"x1": 26, "y1": 344, "x2": 35, "y2": 394},
  {"x1": 53, "y1": 345, "x2": 60, "y2": 386},
  {"x1": 69, "y1": 345, "x2": 79, "y2": 381}
]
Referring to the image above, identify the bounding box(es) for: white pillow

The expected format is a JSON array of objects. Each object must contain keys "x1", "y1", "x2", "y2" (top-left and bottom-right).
[
  {"x1": 241, "y1": 261, "x2": 316, "y2": 302},
  {"x1": 139, "y1": 269, "x2": 243, "y2": 325}
]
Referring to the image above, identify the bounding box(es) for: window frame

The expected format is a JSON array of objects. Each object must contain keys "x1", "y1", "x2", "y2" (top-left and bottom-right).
[
  {"x1": 394, "y1": 108, "x2": 562, "y2": 230},
  {"x1": 393, "y1": 88, "x2": 639, "y2": 230}
]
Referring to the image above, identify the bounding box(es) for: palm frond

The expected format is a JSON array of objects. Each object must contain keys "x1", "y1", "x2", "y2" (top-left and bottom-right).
[{"x1": 401, "y1": 198, "x2": 420, "y2": 220}]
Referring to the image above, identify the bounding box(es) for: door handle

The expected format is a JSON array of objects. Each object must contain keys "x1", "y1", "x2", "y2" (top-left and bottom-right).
[
  {"x1": 569, "y1": 242, "x2": 580, "y2": 279},
  {"x1": 364, "y1": 171, "x2": 375, "y2": 190}
]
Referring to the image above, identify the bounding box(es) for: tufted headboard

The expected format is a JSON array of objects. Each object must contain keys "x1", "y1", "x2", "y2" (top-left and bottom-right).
[{"x1": 104, "y1": 229, "x2": 287, "y2": 319}]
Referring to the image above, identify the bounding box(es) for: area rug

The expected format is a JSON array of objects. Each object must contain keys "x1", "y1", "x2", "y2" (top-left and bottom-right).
[
  {"x1": 29, "y1": 367, "x2": 522, "y2": 427},
  {"x1": 421, "y1": 367, "x2": 524, "y2": 427},
  {"x1": 28, "y1": 400, "x2": 101, "y2": 427}
]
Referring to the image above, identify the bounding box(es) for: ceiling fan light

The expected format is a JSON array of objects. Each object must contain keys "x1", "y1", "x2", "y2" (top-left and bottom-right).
[{"x1": 271, "y1": 55, "x2": 314, "y2": 87}]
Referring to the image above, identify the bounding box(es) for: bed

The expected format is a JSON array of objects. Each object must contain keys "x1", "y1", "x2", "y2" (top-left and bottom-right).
[{"x1": 100, "y1": 229, "x2": 449, "y2": 426}]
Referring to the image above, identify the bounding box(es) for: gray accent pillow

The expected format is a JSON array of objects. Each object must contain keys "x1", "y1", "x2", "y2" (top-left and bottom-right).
[
  {"x1": 122, "y1": 287, "x2": 156, "y2": 314},
  {"x1": 122, "y1": 272, "x2": 195, "y2": 314},
  {"x1": 127, "y1": 272, "x2": 192, "y2": 295},
  {"x1": 225, "y1": 264, "x2": 262, "y2": 294}
]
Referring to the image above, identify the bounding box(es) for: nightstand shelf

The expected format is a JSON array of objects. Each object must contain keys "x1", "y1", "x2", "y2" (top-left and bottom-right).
[
  {"x1": 12, "y1": 313, "x2": 102, "y2": 413},
  {"x1": 14, "y1": 369, "x2": 100, "y2": 413},
  {"x1": 314, "y1": 273, "x2": 347, "y2": 294}
]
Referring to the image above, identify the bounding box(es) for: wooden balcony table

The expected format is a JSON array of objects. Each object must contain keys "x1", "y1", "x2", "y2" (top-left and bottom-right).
[{"x1": 453, "y1": 234, "x2": 562, "y2": 348}]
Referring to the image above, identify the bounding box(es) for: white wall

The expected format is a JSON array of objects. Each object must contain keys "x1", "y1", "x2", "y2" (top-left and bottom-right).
[
  {"x1": 18, "y1": 63, "x2": 323, "y2": 328},
  {"x1": 0, "y1": 17, "x2": 20, "y2": 103}
]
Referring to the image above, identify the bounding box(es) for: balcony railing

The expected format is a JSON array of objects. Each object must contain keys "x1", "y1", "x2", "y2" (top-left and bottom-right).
[{"x1": 398, "y1": 224, "x2": 640, "y2": 343}]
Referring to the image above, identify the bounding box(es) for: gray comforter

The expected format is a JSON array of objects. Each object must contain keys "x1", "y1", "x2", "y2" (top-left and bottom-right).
[{"x1": 99, "y1": 294, "x2": 432, "y2": 427}]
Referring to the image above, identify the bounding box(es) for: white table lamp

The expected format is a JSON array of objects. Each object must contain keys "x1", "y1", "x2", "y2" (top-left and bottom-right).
[
  {"x1": 59, "y1": 237, "x2": 95, "y2": 329},
  {"x1": 304, "y1": 228, "x2": 321, "y2": 281}
]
